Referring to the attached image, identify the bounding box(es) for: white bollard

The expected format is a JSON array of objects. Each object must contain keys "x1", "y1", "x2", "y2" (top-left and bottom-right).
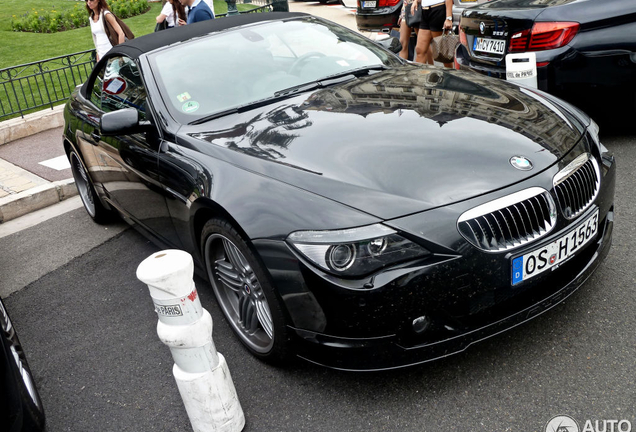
[
  {"x1": 136, "y1": 249, "x2": 245, "y2": 432},
  {"x1": 505, "y1": 52, "x2": 538, "y2": 89}
]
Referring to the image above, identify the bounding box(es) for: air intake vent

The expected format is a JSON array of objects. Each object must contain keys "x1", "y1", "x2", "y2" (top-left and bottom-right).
[
  {"x1": 458, "y1": 188, "x2": 557, "y2": 252},
  {"x1": 553, "y1": 153, "x2": 600, "y2": 220}
]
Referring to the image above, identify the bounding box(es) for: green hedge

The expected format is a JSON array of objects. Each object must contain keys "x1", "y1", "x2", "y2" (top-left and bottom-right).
[{"x1": 11, "y1": 0, "x2": 149, "y2": 33}]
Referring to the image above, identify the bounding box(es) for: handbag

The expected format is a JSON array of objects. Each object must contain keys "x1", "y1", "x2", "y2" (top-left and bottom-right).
[
  {"x1": 404, "y1": 1, "x2": 422, "y2": 28},
  {"x1": 430, "y1": 29, "x2": 460, "y2": 63},
  {"x1": 154, "y1": 20, "x2": 168, "y2": 32},
  {"x1": 103, "y1": 11, "x2": 135, "y2": 47}
]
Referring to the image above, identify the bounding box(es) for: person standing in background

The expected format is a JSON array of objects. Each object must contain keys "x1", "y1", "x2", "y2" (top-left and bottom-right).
[
  {"x1": 411, "y1": 0, "x2": 453, "y2": 67},
  {"x1": 177, "y1": 0, "x2": 214, "y2": 25},
  {"x1": 201, "y1": 0, "x2": 216, "y2": 17},
  {"x1": 156, "y1": 0, "x2": 176, "y2": 28},
  {"x1": 397, "y1": 0, "x2": 417, "y2": 60},
  {"x1": 87, "y1": 0, "x2": 126, "y2": 61}
]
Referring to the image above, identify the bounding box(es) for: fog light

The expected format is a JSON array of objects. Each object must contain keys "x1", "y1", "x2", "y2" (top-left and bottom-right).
[{"x1": 412, "y1": 316, "x2": 430, "y2": 334}]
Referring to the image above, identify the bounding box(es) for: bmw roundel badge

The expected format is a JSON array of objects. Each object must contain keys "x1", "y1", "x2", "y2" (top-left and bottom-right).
[
  {"x1": 510, "y1": 156, "x2": 533, "y2": 171},
  {"x1": 480, "y1": 22, "x2": 485, "y2": 34}
]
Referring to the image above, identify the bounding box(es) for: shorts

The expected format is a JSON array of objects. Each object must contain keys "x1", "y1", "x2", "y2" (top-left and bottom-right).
[{"x1": 419, "y1": 2, "x2": 445, "y2": 32}]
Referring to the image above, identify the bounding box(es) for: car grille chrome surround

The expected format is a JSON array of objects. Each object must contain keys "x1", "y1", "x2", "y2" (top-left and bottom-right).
[
  {"x1": 458, "y1": 187, "x2": 557, "y2": 252},
  {"x1": 553, "y1": 153, "x2": 600, "y2": 220}
]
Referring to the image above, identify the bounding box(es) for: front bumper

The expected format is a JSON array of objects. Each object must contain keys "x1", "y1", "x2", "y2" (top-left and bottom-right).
[{"x1": 294, "y1": 208, "x2": 613, "y2": 370}]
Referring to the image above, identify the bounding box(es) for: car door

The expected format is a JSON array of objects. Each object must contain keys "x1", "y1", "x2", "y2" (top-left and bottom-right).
[{"x1": 85, "y1": 55, "x2": 181, "y2": 246}]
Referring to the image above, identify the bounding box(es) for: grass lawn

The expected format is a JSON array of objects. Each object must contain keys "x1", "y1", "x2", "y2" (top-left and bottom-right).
[{"x1": 0, "y1": 0, "x2": 258, "y2": 69}]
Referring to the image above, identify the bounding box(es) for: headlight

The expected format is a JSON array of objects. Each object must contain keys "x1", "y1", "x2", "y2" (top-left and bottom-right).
[{"x1": 287, "y1": 224, "x2": 430, "y2": 277}]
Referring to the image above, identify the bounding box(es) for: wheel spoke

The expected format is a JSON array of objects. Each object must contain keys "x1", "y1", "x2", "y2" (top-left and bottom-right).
[
  {"x1": 238, "y1": 294, "x2": 250, "y2": 328},
  {"x1": 247, "y1": 301, "x2": 260, "y2": 334},
  {"x1": 223, "y1": 240, "x2": 246, "y2": 274},
  {"x1": 215, "y1": 260, "x2": 242, "y2": 292},
  {"x1": 255, "y1": 299, "x2": 274, "y2": 339}
]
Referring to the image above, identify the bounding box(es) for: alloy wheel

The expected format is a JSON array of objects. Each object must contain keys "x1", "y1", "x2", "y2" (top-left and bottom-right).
[
  {"x1": 205, "y1": 233, "x2": 274, "y2": 353},
  {"x1": 70, "y1": 152, "x2": 96, "y2": 218}
]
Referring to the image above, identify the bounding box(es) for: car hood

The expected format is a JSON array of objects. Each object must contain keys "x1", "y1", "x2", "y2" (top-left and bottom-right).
[{"x1": 186, "y1": 66, "x2": 586, "y2": 220}]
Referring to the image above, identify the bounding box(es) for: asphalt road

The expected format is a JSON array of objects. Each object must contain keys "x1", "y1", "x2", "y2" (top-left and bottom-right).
[{"x1": 0, "y1": 129, "x2": 634, "y2": 432}]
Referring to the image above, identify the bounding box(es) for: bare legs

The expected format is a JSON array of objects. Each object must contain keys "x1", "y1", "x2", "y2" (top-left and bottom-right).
[{"x1": 398, "y1": 21, "x2": 418, "y2": 60}]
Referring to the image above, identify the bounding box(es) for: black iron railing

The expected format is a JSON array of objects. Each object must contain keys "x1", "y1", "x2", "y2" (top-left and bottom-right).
[{"x1": 0, "y1": 50, "x2": 96, "y2": 121}]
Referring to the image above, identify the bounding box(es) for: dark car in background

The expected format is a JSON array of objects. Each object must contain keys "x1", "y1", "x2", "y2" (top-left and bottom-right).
[
  {"x1": 452, "y1": 0, "x2": 492, "y2": 28},
  {"x1": 455, "y1": 0, "x2": 636, "y2": 120},
  {"x1": 64, "y1": 12, "x2": 615, "y2": 370},
  {"x1": 356, "y1": 0, "x2": 402, "y2": 33},
  {"x1": 1, "y1": 298, "x2": 45, "y2": 432}
]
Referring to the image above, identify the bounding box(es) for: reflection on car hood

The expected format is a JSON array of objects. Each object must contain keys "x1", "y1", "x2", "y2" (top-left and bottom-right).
[{"x1": 189, "y1": 66, "x2": 586, "y2": 220}]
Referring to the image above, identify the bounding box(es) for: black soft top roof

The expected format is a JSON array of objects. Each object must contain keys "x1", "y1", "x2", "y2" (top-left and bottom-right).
[{"x1": 111, "y1": 12, "x2": 308, "y2": 59}]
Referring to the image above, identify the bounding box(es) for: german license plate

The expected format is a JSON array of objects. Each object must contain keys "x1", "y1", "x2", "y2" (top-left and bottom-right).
[
  {"x1": 473, "y1": 37, "x2": 506, "y2": 55},
  {"x1": 362, "y1": 1, "x2": 376, "y2": 7},
  {"x1": 511, "y1": 209, "x2": 599, "y2": 286}
]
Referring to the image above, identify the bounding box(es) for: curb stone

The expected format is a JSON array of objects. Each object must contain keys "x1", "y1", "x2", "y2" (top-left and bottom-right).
[{"x1": 0, "y1": 179, "x2": 77, "y2": 224}]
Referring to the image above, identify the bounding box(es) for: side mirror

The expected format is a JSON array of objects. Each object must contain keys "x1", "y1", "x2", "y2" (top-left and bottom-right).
[
  {"x1": 375, "y1": 36, "x2": 402, "y2": 54},
  {"x1": 101, "y1": 108, "x2": 150, "y2": 135}
]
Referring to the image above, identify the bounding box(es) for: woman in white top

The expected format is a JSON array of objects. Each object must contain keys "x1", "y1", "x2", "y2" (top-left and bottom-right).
[
  {"x1": 410, "y1": 0, "x2": 453, "y2": 67},
  {"x1": 156, "y1": 0, "x2": 176, "y2": 28},
  {"x1": 157, "y1": 0, "x2": 186, "y2": 29},
  {"x1": 87, "y1": 0, "x2": 125, "y2": 62}
]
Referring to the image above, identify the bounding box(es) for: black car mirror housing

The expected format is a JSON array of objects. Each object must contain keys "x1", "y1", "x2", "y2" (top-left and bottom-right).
[
  {"x1": 375, "y1": 36, "x2": 402, "y2": 54},
  {"x1": 101, "y1": 108, "x2": 150, "y2": 136}
]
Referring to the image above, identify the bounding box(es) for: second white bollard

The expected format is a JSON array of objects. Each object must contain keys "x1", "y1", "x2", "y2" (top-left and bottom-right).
[
  {"x1": 505, "y1": 52, "x2": 538, "y2": 89},
  {"x1": 136, "y1": 249, "x2": 245, "y2": 432}
]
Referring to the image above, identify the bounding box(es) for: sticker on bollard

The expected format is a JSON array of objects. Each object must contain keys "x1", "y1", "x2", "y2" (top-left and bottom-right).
[
  {"x1": 137, "y1": 250, "x2": 245, "y2": 432},
  {"x1": 154, "y1": 304, "x2": 183, "y2": 317}
]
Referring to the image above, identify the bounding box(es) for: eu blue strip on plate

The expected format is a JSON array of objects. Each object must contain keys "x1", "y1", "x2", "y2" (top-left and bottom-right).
[{"x1": 512, "y1": 256, "x2": 523, "y2": 285}]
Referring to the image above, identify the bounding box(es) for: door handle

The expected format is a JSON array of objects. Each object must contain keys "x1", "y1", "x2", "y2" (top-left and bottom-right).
[{"x1": 90, "y1": 131, "x2": 101, "y2": 142}]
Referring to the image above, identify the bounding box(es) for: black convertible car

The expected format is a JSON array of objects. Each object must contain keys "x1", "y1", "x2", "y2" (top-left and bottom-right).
[
  {"x1": 455, "y1": 0, "x2": 636, "y2": 119},
  {"x1": 63, "y1": 12, "x2": 615, "y2": 371}
]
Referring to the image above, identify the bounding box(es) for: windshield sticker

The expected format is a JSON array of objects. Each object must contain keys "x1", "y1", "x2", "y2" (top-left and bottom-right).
[
  {"x1": 177, "y1": 92, "x2": 191, "y2": 103},
  {"x1": 336, "y1": 60, "x2": 350, "y2": 67},
  {"x1": 182, "y1": 101, "x2": 200, "y2": 113}
]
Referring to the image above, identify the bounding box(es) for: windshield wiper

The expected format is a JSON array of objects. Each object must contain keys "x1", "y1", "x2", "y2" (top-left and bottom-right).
[
  {"x1": 189, "y1": 65, "x2": 388, "y2": 125},
  {"x1": 320, "y1": 64, "x2": 389, "y2": 81},
  {"x1": 273, "y1": 65, "x2": 388, "y2": 98}
]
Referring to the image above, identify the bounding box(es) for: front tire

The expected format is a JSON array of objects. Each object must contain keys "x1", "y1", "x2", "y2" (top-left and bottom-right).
[
  {"x1": 201, "y1": 219, "x2": 290, "y2": 364},
  {"x1": 68, "y1": 150, "x2": 114, "y2": 224}
]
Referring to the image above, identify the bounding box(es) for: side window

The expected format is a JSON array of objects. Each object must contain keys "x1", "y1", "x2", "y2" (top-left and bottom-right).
[{"x1": 90, "y1": 56, "x2": 147, "y2": 120}]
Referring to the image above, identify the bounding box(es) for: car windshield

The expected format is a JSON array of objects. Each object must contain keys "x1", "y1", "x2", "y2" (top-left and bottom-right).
[{"x1": 149, "y1": 17, "x2": 400, "y2": 123}]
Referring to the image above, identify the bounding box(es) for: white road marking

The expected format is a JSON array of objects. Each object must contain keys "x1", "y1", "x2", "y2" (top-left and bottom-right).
[{"x1": 39, "y1": 155, "x2": 71, "y2": 171}]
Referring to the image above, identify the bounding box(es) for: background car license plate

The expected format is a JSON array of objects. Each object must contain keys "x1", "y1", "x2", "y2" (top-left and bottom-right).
[
  {"x1": 473, "y1": 37, "x2": 506, "y2": 55},
  {"x1": 511, "y1": 209, "x2": 599, "y2": 285},
  {"x1": 362, "y1": 1, "x2": 377, "y2": 7}
]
